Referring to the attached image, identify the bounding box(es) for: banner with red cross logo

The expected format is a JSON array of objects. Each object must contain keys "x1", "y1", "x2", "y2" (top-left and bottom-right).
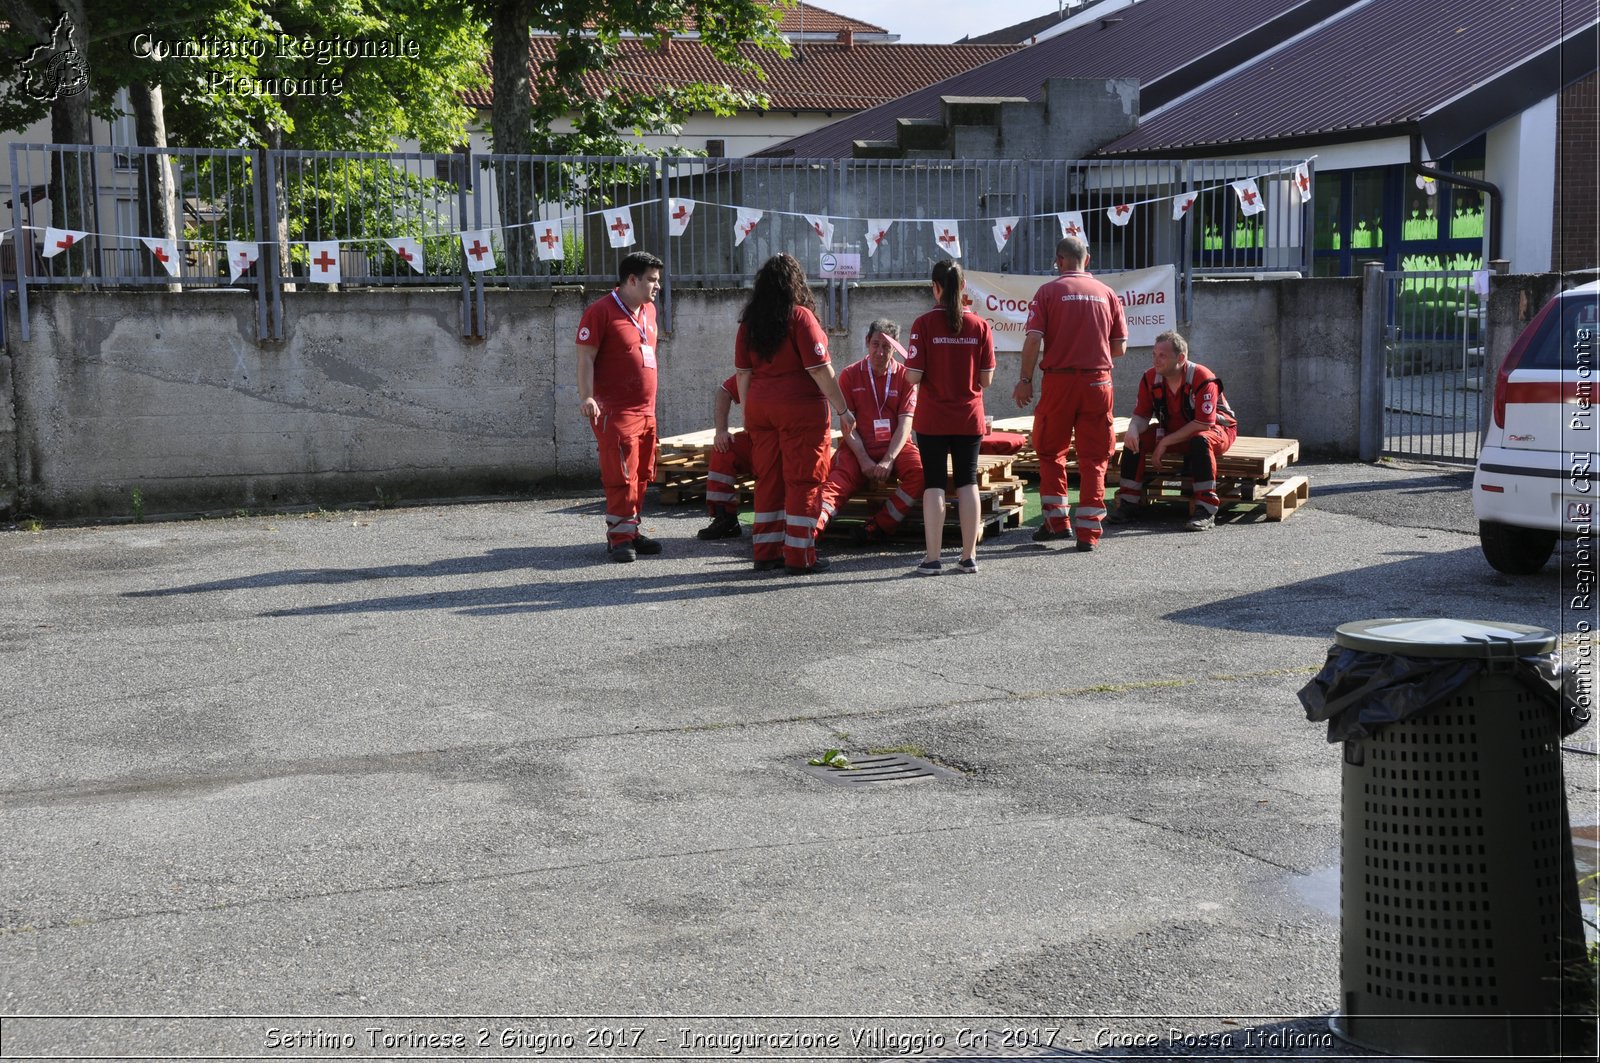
[
  {"x1": 533, "y1": 222, "x2": 565, "y2": 262},
  {"x1": 307, "y1": 241, "x2": 341, "y2": 284},
  {"x1": 602, "y1": 207, "x2": 635, "y2": 249},
  {"x1": 459, "y1": 229, "x2": 496, "y2": 273},
  {"x1": 385, "y1": 237, "x2": 425, "y2": 274},
  {"x1": 668, "y1": 199, "x2": 695, "y2": 237},
  {"x1": 41, "y1": 227, "x2": 89, "y2": 259},
  {"x1": 139, "y1": 237, "x2": 180, "y2": 276},
  {"x1": 931, "y1": 220, "x2": 961, "y2": 259}
]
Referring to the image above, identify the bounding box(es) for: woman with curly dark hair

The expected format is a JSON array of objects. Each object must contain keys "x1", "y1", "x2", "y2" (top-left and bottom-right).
[{"x1": 734, "y1": 253, "x2": 856, "y2": 575}]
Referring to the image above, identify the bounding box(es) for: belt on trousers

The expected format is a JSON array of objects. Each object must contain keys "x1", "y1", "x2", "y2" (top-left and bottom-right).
[{"x1": 1042, "y1": 367, "x2": 1108, "y2": 373}]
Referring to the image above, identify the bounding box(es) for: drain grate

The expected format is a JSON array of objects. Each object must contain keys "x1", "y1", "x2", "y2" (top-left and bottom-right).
[
  {"x1": 803, "y1": 753, "x2": 963, "y2": 787},
  {"x1": 1562, "y1": 735, "x2": 1598, "y2": 755}
]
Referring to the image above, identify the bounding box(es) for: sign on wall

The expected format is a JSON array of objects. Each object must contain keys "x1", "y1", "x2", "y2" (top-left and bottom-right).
[{"x1": 964, "y1": 264, "x2": 1177, "y2": 350}]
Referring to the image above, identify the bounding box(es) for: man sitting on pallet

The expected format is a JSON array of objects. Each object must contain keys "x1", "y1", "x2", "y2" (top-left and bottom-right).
[
  {"x1": 813, "y1": 319, "x2": 925, "y2": 545},
  {"x1": 697, "y1": 374, "x2": 754, "y2": 539},
  {"x1": 1108, "y1": 330, "x2": 1237, "y2": 532}
]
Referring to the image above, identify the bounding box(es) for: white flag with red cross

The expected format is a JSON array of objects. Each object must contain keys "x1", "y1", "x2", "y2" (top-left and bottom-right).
[
  {"x1": 385, "y1": 237, "x2": 425, "y2": 274},
  {"x1": 668, "y1": 198, "x2": 695, "y2": 237},
  {"x1": 1105, "y1": 203, "x2": 1134, "y2": 227},
  {"x1": 602, "y1": 207, "x2": 635, "y2": 249},
  {"x1": 140, "y1": 237, "x2": 180, "y2": 276},
  {"x1": 42, "y1": 227, "x2": 90, "y2": 258},
  {"x1": 533, "y1": 222, "x2": 565, "y2": 262},
  {"x1": 1292, "y1": 164, "x2": 1313, "y2": 205},
  {"x1": 864, "y1": 219, "x2": 892, "y2": 258},
  {"x1": 459, "y1": 229, "x2": 496, "y2": 273},
  {"x1": 225, "y1": 240, "x2": 259, "y2": 280},
  {"x1": 931, "y1": 220, "x2": 961, "y2": 259},
  {"x1": 733, "y1": 207, "x2": 763, "y2": 247},
  {"x1": 1056, "y1": 212, "x2": 1086, "y2": 241},
  {"x1": 307, "y1": 241, "x2": 342, "y2": 284},
  {"x1": 1172, "y1": 192, "x2": 1197, "y2": 222},
  {"x1": 803, "y1": 214, "x2": 835, "y2": 247},
  {"x1": 1231, "y1": 179, "x2": 1266, "y2": 216},
  {"x1": 992, "y1": 216, "x2": 1020, "y2": 253}
]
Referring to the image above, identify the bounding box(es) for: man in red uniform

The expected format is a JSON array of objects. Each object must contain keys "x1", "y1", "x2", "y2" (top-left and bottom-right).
[
  {"x1": 814, "y1": 320, "x2": 925, "y2": 544},
  {"x1": 698, "y1": 373, "x2": 753, "y2": 540},
  {"x1": 1013, "y1": 235, "x2": 1127, "y2": 552},
  {"x1": 576, "y1": 251, "x2": 665, "y2": 563},
  {"x1": 1109, "y1": 330, "x2": 1237, "y2": 531}
]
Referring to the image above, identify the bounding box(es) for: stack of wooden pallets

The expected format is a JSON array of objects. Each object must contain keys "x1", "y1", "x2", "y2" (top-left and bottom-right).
[
  {"x1": 984, "y1": 415, "x2": 1308, "y2": 521},
  {"x1": 653, "y1": 431, "x2": 1027, "y2": 539},
  {"x1": 823, "y1": 452, "x2": 1026, "y2": 542}
]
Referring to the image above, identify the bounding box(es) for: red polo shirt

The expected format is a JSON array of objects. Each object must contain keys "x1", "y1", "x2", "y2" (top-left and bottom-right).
[
  {"x1": 905, "y1": 308, "x2": 995, "y2": 435},
  {"x1": 576, "y1": 289, "x2": 658, "y2": 414},
  {"x1": 1023, "y1": 271, "x2": 1127, "y2": 371}
]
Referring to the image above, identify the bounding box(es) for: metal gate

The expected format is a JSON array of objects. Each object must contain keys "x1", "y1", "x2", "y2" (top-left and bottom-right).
[{"x1": 1380, "y1": 268, "x2": 1486, "y2": 462}]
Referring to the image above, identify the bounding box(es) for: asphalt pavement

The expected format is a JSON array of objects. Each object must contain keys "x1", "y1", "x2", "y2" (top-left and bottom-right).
[{"x1": 1, "y1": 459, "x2": 1595, "y2": 1061}]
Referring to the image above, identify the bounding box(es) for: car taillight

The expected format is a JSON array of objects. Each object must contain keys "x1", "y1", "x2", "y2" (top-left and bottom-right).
[{"x1": 1492, "y1": 298, "x2": 1559, "y2": 428}]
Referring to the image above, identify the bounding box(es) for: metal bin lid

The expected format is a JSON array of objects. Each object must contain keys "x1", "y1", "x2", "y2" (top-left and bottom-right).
[{"x1": 1332, "y1": 617, "x2": 1556, "y2": 658}]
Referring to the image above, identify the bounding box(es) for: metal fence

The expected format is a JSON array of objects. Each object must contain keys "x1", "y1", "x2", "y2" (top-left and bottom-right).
[
  {"x1": 1381, "y1": 268, "x2": 1487, "y2": 463},
  {"x1": 5, "y1": 144, "x2": 1311, "y2": 341}
]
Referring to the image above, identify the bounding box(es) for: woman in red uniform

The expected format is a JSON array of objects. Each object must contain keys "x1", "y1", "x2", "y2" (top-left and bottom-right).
[
  {"x1": 904, "y1": 260, "x2": 996, "y2": 575},
  {"x1": 734, "y1": 254, "x2": 855, "y2": 575}
]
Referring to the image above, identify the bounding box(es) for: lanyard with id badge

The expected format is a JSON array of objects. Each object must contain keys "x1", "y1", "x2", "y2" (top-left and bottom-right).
[
  {"x1": 866, "y1": 359, "x2": 893, "y2": 445},
  {"x1": 612, "y1": 290, "x2": 655, "y2": 369}
]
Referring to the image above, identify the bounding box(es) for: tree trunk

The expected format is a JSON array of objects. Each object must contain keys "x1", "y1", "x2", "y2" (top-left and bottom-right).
[
  {"x1": 46, "y1": 0, "x2": 95, "y2": 277},
  {"x1": 491, "y1": 0, "x2": 537, "y2": 279},
  {"x1": 130, "y1": 83, "x2": 179, "y2": 289}
]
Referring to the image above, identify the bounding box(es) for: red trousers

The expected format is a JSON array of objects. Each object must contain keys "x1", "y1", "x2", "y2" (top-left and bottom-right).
[
  {"x1": 705, "y1": 430, "x2": 754, "y2": 517},
  {"x1": 1116, "y1": 424, "x2": 1236, "y2": 515},
  {"x1": 746, "y1": 395, "x2": 830, "y2": 568},
  {"x1": 1034, "y1": 371, "x2": 1114, "y2": 545},
  {"x1": 815, "y1": 445, "x2": 925, "y2": 537},
  {"x1": 591, "y1": 410, "x2": 657, "y2": 547}
]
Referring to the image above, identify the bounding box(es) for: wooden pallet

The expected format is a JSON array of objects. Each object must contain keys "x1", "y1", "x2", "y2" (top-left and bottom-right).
[
  {"x1": 653, "y1": 434, "x2": 1019, "y2": 505},
  {"x1": 1130, "y1": 471, "x2": 1309, "y2": 521}
]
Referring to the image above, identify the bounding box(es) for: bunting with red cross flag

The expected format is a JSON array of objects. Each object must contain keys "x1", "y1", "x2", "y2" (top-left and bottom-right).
[
  {"x1": 385, "y1": 237, "x2": 425, "y2": 274},
  {"x1": 1292, "y1": 164, "x2": 1313, "y2": 205},
  {"x1": 139, "y1": 237, "x2": 180, "y2": 277},
  {"x1": 1231, "y1": 179, "x2": 1266, "y2": 217},
  {"x1": 1056, "y1": 212, "x2": 1086, "y2": 241},
  {"x1": 864, "y1": 219, "x2": 892, "y2": 258},
  {"x1": 668, "y1": 198, "x2": 695, "y2": 237},
  {"x1": 803, "y1": 214, "x2": 835, "y2": 247},
  {"x1": 733, "y1": 207, "x2": 763, "y2": 248},
  {"x1": 931, "y1": 220, "x2": 961, "y2": 259},
  {"x1": 1105, "y1": 203, "x2": 1133, "y2": 227},
  {"x1": 41, "y1": 226, "x2": 90, "y2": 258},
  {"x1": 602, "y1": 207, "x2": 635, "y2": 249},
  {"x1": 459, "y1": 229, "x2": 496, "y2": 273},
  {"x1": 307, "y1": 241, "x2": 342, "y2": 284},
  {"x1": 533, "y1": 221, "x2": 565, "y2": 262},
  {"x1": 1172, "y1": 192, "x2": 1197, "y2": 223},
  {"x1": 225, "y1": 240, "x2": 259, "y2": 281},
  {"x1": 992, "y1": 216, "x2": 1020, "y2": 253}
]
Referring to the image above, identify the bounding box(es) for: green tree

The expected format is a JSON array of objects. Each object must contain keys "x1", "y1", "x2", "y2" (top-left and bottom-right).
[{"x1": 480, "y1": 0, "x2": 790, "y2": 272}]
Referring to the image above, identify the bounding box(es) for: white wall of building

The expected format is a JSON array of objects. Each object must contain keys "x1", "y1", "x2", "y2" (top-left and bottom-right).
[{"x1": 1485, "y1": 93, "x2": 1558, "y2": 273}]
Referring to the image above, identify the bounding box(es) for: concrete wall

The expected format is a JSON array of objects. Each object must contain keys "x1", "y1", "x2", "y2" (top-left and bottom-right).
[{"x1": 3, "y1": 275, "x2": 1366, "y2": 519}]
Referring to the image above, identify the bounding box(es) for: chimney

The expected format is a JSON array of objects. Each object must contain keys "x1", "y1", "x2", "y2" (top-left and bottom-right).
[{"x1": 838, "y1": 29, "x2": 853, "y2": 48}]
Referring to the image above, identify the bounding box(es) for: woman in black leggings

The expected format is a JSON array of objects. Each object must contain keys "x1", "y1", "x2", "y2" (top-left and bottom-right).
[{"x1": 903, "y1": 260, "x2": 996, "y2": 575}]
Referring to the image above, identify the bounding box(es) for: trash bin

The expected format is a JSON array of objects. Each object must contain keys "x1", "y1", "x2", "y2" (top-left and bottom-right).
[{"x1": 1299, "y1": 618, "x2": 1592, "y2": 1062}]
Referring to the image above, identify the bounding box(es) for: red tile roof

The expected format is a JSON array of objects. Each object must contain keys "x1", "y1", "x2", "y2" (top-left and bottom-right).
[{"x1": 464, "y1": 38, "x2": 1019, "y2": 113}]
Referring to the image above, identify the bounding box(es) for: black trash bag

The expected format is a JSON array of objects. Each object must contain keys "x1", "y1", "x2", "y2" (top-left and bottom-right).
[{"x1": 1299, "y1": 648, "x2": 1591, "y2": 742}]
